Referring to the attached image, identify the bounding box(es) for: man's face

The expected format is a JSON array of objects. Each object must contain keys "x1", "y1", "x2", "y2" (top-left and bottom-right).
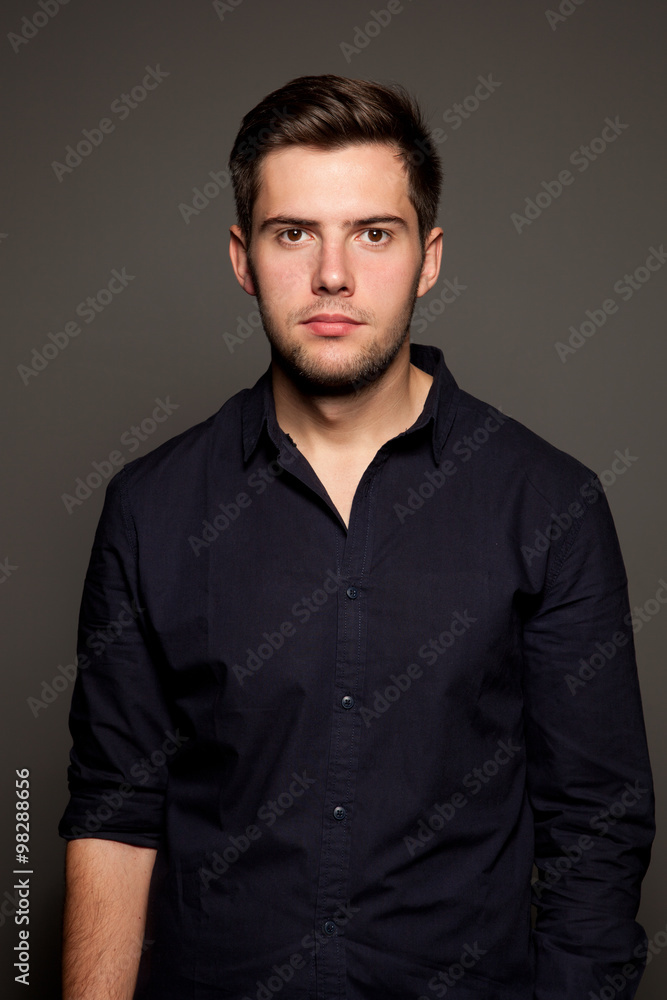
[{"x1": 230, "y1": 142, "x2": 441, "y2": 391}]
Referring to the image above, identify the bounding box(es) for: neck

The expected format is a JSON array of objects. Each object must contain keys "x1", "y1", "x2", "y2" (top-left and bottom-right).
[{"x1": 271, "y1": 339, "x2": 433, "y2": 455}]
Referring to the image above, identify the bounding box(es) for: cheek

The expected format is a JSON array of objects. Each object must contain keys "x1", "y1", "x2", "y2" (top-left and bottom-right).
[
  {"x1": 257, "y1": 253, "x2": 309, "y2": 301},
  {"x1": 366, "y1": 259, "x2": 417, "y2": 304}
]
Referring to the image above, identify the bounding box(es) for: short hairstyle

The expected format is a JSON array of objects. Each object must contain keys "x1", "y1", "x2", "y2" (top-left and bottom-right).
[{"x1": 229, "y1": 74, "x2": 442, "y2": 247}]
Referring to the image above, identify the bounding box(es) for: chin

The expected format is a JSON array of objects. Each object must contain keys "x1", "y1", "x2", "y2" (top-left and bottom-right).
[{"x1": 274, "y1": 337, "x2": 405, "y2": 395}]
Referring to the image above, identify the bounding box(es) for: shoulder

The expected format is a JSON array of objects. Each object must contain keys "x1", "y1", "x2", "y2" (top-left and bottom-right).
[
  {"x1": 452, "y1": 388, "x2": 598, "y2": 514},
  {"x1": 109, "y1": 385, "x2": 251, "y2": 507}
]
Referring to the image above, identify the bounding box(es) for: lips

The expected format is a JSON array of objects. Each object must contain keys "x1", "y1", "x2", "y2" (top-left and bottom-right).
[{"x1": 301, "y1": 314, "x2": 363, "y2": 337}]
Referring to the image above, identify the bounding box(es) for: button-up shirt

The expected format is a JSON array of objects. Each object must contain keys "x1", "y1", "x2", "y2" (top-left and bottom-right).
[{"x1": 59, "y1": 343, "x2": 654, "y2": 1000}]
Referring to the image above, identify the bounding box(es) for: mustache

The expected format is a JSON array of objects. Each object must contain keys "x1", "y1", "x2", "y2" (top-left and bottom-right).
[{"x1": 290, "y1": 303, "x2": 375, "y2": 325}]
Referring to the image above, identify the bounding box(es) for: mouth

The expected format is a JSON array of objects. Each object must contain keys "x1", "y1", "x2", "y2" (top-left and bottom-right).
[{"x1": 301, "y1": 314, "x2": 364, "y2": 337}]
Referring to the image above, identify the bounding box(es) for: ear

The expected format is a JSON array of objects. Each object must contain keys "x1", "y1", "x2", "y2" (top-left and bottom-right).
[
  {"x1": 229, "y1": 224, "x2": 256, "y2": 295},
  {"x1": 416, "y1": 227, "x2": 443, "y2": 297}
]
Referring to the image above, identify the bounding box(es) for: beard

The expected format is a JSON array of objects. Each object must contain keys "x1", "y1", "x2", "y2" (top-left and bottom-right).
[{"x1": 247, "y1": 255, "x2": 422, "y2": 396}]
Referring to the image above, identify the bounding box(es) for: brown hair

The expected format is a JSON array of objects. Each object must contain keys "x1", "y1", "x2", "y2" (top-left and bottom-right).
[{"x1": 229, "y1": 75, "x2": 442, "y2": 247}]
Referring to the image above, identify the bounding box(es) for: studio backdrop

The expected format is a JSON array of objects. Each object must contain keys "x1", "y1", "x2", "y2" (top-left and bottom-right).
[{"x1": 1, "y1": 0, "x2": 665, "y2": 997}]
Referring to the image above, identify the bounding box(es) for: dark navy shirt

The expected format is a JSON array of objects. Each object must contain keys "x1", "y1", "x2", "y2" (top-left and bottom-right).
[{"x1": 59, "y1": 343, "x2": 654, "y2": 1000}]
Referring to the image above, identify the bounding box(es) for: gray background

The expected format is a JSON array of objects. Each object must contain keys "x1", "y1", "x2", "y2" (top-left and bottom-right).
[{"x1": 1, "y1": 0, "x2": 665, "y2": 995}]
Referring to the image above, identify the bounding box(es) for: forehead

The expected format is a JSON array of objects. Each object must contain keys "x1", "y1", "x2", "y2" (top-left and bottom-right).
[{"x1": 253, "y1": 142, "x2": 415, "y2": 224}]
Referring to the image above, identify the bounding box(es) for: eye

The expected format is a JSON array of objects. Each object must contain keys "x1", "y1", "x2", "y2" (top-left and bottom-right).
[
  {"x1": 278, "y1": 228, "x2": 310, "y2": 244},
  {"x1": 359, "y1": 229, "x2": 390, "y2": 245}
]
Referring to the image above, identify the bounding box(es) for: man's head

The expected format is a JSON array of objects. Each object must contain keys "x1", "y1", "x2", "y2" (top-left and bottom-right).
[
  {"x1": 229, "y1": 75, "x2": 442, "y2": 251},
  {"x1": 228, "y1": 75, "x2": 443, "y2": 392}
]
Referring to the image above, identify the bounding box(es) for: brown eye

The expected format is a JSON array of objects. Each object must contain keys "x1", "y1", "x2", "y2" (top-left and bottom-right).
[
  {"x1": 368, "y1": 230, "x2": 383, "y2": 242},
  {"x1": 286, "y1": 229, "x2": 302, "y2": 242}
]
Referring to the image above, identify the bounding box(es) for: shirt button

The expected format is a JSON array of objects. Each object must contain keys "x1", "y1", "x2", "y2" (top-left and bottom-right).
[
  {"x1": 323, "y1": 920, "x2": 336, "y2": 936},
  {"x1": 333, "y1": 805, "x2": 346, "y2": 821},
  {"x1": 341, "y1": 694, "x2": 354, "y2": 709},
  {"x1": 346, "y1": 586, "x2": 358, "y2": 600}
]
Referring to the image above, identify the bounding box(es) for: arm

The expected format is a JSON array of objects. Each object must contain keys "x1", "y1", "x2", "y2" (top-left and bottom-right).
[
  {"x1": 522, "y1": 482, "x2": 654, "y2": 999},
  {"x1": 63, "y1": 838, "x2": 156, "y2": 1000},
  {"x1": 59, "y1": 467, "x2": 177, "y2": 844},
  {"x1": 59, "y1": 468, "x2": 180, "y2": 987}
]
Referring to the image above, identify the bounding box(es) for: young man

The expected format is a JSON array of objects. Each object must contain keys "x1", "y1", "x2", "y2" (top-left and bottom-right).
[{"x1": 60, "y1": 76, "x2": 654, "y2": 1000}]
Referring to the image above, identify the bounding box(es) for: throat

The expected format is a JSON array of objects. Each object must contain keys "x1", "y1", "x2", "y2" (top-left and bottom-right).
[{"x1": 294, "y1": 443, "x2": 373, "y2": 529}]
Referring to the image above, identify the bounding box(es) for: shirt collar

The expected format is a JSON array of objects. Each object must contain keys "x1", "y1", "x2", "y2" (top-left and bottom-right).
[{"x1": 241, "y1": 342, "x2": 459, "y2": 465}]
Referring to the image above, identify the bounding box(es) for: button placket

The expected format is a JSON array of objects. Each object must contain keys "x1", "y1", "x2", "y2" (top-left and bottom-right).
[{"x1": 311, "y1": 467, "x2": 381, "y2": 997}]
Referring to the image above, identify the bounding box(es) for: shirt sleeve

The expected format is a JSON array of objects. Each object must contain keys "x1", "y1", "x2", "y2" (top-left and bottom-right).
[
  {"x1": 58, "y1": 467, "x2": 177, "y2": 847},
  {"x1": 521, "y1": 482, "x2": 655, "y2": 1000}
]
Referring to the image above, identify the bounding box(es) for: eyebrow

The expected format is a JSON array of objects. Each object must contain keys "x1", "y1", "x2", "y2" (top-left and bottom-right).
[{"x1": 258, "y1": 215, "x2": 408, "y2": 233}]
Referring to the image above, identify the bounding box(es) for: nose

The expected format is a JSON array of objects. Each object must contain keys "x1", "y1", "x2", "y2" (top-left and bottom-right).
[{"x1": 311, "y1": 237, "x2": 354, "y2": 297}]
